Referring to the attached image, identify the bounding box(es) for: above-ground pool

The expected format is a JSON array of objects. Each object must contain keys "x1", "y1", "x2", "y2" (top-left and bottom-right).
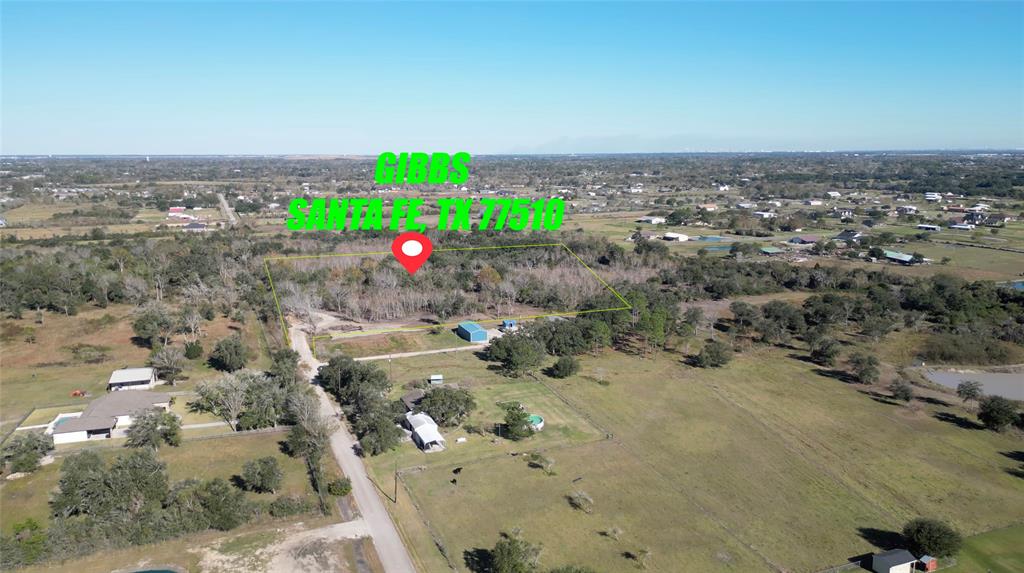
[{"x1": 528, "y1": 414, "x2": 545, "y2": 431}]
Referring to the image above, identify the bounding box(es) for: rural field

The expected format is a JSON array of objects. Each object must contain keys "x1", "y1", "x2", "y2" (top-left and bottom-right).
[
  {"x1": 370, "y1": 343, "x2": 1024, "y2": 572},
  {"x1": 317, "y1": 328, "x2": 476, "y2": 359}
]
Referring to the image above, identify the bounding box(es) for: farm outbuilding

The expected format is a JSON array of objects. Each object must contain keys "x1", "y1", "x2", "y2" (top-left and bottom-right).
[
  {"x1": 457, "y1": 321, "x2": 488, "y2": 343},
  {"x1": 870, "y1": 549, "x2": 916, "y2": 573}
]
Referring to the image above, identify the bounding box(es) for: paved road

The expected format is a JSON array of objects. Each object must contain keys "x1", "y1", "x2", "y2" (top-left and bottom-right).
[
  {"x1": 217, "y1": 192, "x2": 238, "y2": 225},
  {"x1": 354, "y1": 343, "x2": 487, "y2": 362},
  {"x1": 290, "y1": 328, "x2": 417, "y2": 573}
]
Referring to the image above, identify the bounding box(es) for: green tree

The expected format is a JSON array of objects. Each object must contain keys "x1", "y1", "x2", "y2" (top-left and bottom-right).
[
  {"x1": 419, "y1": 387, "x2": 477, "y2": 427},
  {"x1": 132, "y1": 302, "x2": 175, "y2": 347},
  {"x1": 357, "y1": 413, "x2": 404, "y2": 456},
  {"x1": 196, "y1": 478, "x2": 250, "y2": 530},
  {"x1": 549, "y1": 356, "x2": 580, "y2": 379},
  {"x1": 810, "y1": 337, "x2": 841, "y2": 366},
  {"x1": 902, "y1": 518, "x2": 962, "y2": 557},
  {"x1": 492, "y1": 530, "x2": 542, "y2": 573},
  {"x1": 327, "y1": 477, "x2": 352, "y2": 496},
  {"x1": 889, "y1": 378, "x2": 914, "y2": 402},
  {"x1": 241, "y1": 457, "x2": 283, "y2": 494},
  {"x1": 694, "y1": 340, "x2": 732, "y2": 368},
  {"x1": 978, "y1": 395, "x2": 1018, "y2": 432},
  {"x1": 956, "y1": 380, "x2": 983, "y2": 403},
  {"x1": 488, "y1": 334, "x2": 546, "y2": 376},
  {"x1": 502, "y1": 403, "x2": 534, "y2": 440},
  {"x1": 125, "y1": 409, "x2": 182, "y2": 449},
  {"x1": 209, "y1": 335, "x2": 250, "y2": 372},
  {"x1": 1, "y1": 431, "x2": 52, "y2": 473},
  {"x1": 184, "y1": 340, "x2": 203, "y2": 359},
  {"x1": 848, "y1": 352, "x2": 880, "y2": 384}
]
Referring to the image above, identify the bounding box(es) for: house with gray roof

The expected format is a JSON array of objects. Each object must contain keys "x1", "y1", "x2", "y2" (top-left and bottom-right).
[{"x1": 49, "y1": 391, "x2": 171, "y2": 445}]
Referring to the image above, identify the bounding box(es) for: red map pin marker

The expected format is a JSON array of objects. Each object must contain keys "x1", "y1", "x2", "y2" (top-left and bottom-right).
[{"x1": 392, "y1": 232, "x2": 433, "y2": 275}]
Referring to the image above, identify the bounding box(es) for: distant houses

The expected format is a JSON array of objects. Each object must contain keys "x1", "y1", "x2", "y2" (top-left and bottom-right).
[
  {"x1": 833, "y1": 229, "x2": 865, "y2": 243},
  {"x1": 789, "y1": 235, "x2": 820, "y2": 245},
  {"x1": 636, "y1": 215, "x2": 666, "y2": 225}
]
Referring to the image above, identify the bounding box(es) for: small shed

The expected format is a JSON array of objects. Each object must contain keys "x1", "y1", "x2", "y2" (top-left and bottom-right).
[
  {"x1": 918, "y1": 556, "x2": 937, "y2": 572},
  {"x1": 429, "y1": 374, "x2": 444, "y2": 385},
  {"x1": 789, "y1": 235, "x2": 820, "y2": 245},
  {"x1": 663, "y1": 232, "x2": 689, "y2": 241},
  {"x1": 457, "y1": 321, "x2": 488, "y2": 343},
  {"x1": 401, "y1": 389, "x2": 425, "y2": 411},
  {"x1": 501, "y1": 319, "x2": 517, "y2": 331},
  {"x1": 760, "y1": 246, "x2": 784, "y2": 256},
  {"x1": 871, "y1": 549, "x2": 916, "y2": 573}
]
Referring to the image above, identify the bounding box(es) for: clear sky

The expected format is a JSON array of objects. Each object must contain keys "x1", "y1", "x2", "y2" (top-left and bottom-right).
[{"x1": 2, "y1": 1, "x2": 1022, "y2": 154}]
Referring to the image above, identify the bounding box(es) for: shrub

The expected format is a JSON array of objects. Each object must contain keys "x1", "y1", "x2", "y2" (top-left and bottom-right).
[
  {"x1": 2, "y1": 432, "x2": 53, "y2": 473},
  {"x1": 268, "y1": 495, "x2": 313, "y2": 517},
  {"x1": 978, "y1": 395, "x2": 1018, "y2": 432},
  {"x1": 242, "y1": 457, "x2": 283, "y2": 493},
  {"x1": 327, "y1": 477, "x2": 352, "y2": 497},
  {"x1": 694, "y1": 340, "x2": 732, "y2": 368},
  {"x1": 549, "y1": 355, "x2": 580, "y2": 379},
  {"x1": 184, "y1": 340, "x2": 203, "y2": 359}
]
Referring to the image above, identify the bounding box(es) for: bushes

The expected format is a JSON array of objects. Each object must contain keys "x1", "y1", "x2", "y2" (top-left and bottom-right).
[
  {"x1": 184, "y1": 340, "x2": 203, "y2": 359},
  {"x1": 920, "y1": 333, "x2": 1011, "y2": 365},
  {"x1": 693, "y1": 340, "x2": 732, "y2": 368},
  {"x1": 268, "y1": 495, "x2": 313, "y2": 517},
  {"x1": 549, "y1": 356, "x2": 579, "y2": 379},
  {"x1": 242, "y1": 457, "x2": 283, "y2": 493},
  {"x1": 1, "y1": 431, "x2": 52, "y2": 473},
  {"x1": 978, "y1": 395, "x2": 1018, "y2": 432},
  {"x1": 327, "y1": 477, "x2": 352, "y2": 496}
]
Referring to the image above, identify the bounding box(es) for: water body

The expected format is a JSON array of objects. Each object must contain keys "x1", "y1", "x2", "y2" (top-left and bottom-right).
[{"x1": 924, "y1": 369, "x2": 1024, "y2": 400}]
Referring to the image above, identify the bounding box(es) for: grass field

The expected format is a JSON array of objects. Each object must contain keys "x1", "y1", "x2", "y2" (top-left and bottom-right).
[
  {"x1": 318, "y1": 328, "x2": 475, "y2": 359},
  {"x1": 0, "y1": 304, "x2": 271, "y2": 429},
  {"x1": 375, "y1": 344, "x2": 1024, "y2": 572},
  {"x1": 946, "y1": 525, "x2": 1024, "y2": 573}
]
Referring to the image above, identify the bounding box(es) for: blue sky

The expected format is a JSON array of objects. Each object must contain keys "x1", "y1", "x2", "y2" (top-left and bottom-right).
[{"x1": 2, "y1": 1, "x2": 1022, "y2": 154}]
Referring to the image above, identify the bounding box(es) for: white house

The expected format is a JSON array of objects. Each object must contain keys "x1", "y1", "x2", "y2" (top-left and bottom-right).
[
  {"x1": 870, "y1": 549, "x2": 916, "y2": 573},
  {"x1": 636, "y1": 216, "x2": 665, "y2": 225},
  {"x1": 898, "y1": 205, "x2": 919, "y2": 215},
  {"x1": 752, "y1": 211, "x2": 777, "y2": 219},
  {"x1": 107, "y1": 367, "x2": 159, "y2": 391},
  {"x1": 662, "y1": 232, "x2": 689, "y2": 241},
  {"x1": 826, "y1": 191, "x2": 842, "y2": 199},
  {"x1": 49, "y1": 391, "x2": 171, "y2": 445},
  {"x1": 404, "y1": 412, "x2": 445, "y2": 452},
  {"x1": 804, "y1": 199, "x2": 823, "y2": 206}
]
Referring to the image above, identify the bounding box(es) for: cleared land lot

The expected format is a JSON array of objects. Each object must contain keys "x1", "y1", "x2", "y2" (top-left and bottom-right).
[
  {"x1": 946, "y1": 525, "x2": 1024, "y2": 573},
  {"x1": 318, "y1": 328, "x2": 476, "y2": 359},
  {"x1": 376, "y1": 346, "x2": 1024, "y2": 572}
]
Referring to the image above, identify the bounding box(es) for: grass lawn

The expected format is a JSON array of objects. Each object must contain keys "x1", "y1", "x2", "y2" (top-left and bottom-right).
[
  {"x1": 379, "y1": 346, "x2": 1024, "y2": 572},
  {"x1": 946, "y1": 525, "x2": 1024, "y2": 573},
  {"x1": 0, "y1": 202, "x2": 81, "y2": 223},
  {"x1": 0, "y1": 430, "x2": 323, "y2": 534},
  {"x1": 318, "y1": 328, "x2": 475, "y2": 359}
]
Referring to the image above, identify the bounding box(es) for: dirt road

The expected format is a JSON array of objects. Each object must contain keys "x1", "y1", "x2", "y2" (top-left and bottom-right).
[{"x1": 290, "y1": 327, "x2": 418, "y2": 573}]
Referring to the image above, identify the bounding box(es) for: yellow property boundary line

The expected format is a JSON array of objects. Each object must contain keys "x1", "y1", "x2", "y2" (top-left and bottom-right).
[{"x1": 263, "y1": 243, "x2": 632, "y2": 353}]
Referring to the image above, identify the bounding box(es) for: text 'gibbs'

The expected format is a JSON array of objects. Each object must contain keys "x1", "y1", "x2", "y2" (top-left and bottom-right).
[{"x1": 375, "y1": 152, "x2": 471, "y2": 185}]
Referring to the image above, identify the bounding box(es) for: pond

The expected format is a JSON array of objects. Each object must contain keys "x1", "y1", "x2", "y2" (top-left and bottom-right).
[{"x1": 924, "y1": 369, "x2": 1024, "y2": 400}]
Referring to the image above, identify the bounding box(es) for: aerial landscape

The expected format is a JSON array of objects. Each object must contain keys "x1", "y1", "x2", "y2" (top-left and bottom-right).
[{"x1": 1, "y1": 2, "x2": 1022, "y2": 573}]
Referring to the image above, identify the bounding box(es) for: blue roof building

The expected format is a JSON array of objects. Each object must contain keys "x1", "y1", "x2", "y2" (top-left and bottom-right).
[{"x1": 456, "y1": 321, "x2": 488, "y2": 343}]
